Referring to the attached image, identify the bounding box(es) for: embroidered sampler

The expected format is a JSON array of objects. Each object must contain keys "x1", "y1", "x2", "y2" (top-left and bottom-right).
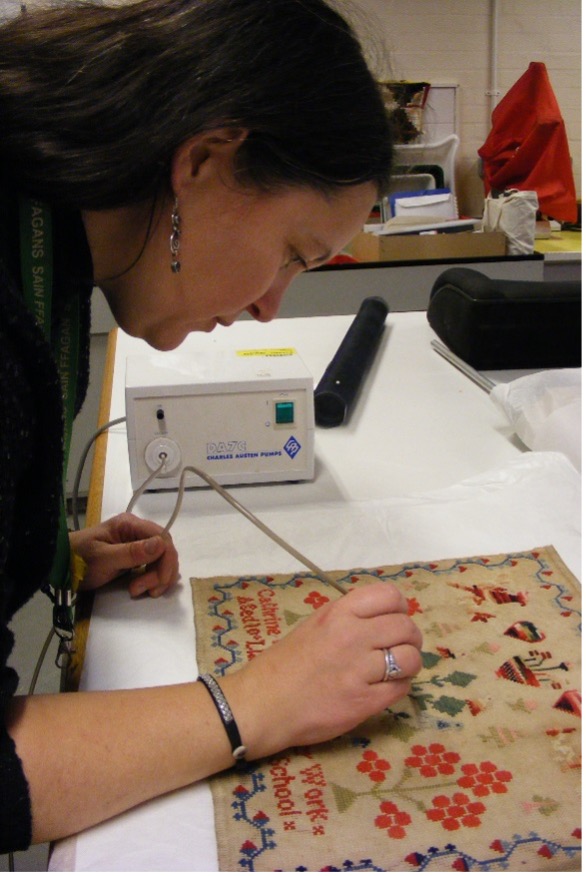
[{"x1": 191, "y1": 546, "x2": 581, "y2": 872}]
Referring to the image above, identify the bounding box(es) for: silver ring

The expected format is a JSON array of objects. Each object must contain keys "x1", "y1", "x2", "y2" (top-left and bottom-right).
[{"x1": 382, "y1": 647, "x2": 402, "y2": 682}]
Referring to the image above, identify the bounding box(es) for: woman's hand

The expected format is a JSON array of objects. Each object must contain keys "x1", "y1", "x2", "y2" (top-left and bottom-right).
[
  {"x1": 69, "y1": 513, "x2": 179, "y2": 598},
  {"x1": 221, "y1": 580, "x2": 423, "y2": 760},
  {"x1": 9, "y1": 577, "x2": 418, "y2": 844}
]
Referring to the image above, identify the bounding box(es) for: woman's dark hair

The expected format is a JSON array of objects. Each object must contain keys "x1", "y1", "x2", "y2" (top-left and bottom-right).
[{"x1": 0, "y1": 0, "x2": 393, "y2": 208}]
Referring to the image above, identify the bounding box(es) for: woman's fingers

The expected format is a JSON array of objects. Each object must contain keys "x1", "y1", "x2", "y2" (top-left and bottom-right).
[
  {"x1": 366, "y1": 610, "x2": 424, "y2": 650},
  {"x1": 343, "y1": 580, "x2": 409, "y2": 618},
  {"x1": 366, "y1": 642, "x2": 423, "y2": 686}
]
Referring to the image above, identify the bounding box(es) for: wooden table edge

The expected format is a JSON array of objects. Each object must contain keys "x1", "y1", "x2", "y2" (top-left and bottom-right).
[{"x1": 62, "y1": 328, "x2": 118, "y2": 692}]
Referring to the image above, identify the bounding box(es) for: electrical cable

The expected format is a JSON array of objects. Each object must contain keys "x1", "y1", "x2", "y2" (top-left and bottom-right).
[
  {"x1": 28, "y1": 628, "x2": 56, "y2": 696},
  {"x1": 127, "y1": 457, "x2": 348, "y2": 595},
  {"x1": 10, "y1": 419, "x2": 344, "y2": 870},
  {"x1": 75, "y1": 418, "x2": 345, "y2": 594},
  {"x1": 77, "y1": 418, "x2": 345, "y2": 594},
  {"x1": 125, "y1": 456, "x2": 167, "y2": 514},
  {"x1": 26, "y1": 419, "x2": 127, "y2": 702},
  {"x1": 9, "y1": 415, "x2": 130, "y2": 876},
  {"x1": 172, "y1": 465, "x2": 347, "y2": 594},
  {"x1": 31, "y1": 414, "x2": 344, "y2": 733},
  {"x1": 71, "y1": 416, "x2": 127, "y2": 530}
]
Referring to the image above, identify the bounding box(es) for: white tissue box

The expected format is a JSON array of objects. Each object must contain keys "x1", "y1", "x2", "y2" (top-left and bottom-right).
[{"x1": 390, "y1": 188, "x2": 458, "y2": 220}]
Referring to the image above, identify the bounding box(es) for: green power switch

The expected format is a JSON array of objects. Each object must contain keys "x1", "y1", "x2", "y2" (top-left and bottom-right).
[{"x1": 275, "y1": 401, "x2": 295, "y2": 424}]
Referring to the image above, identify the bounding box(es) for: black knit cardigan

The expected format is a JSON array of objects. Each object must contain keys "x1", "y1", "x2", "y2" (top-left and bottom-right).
[{"x1": 0, "y1": 189, "x2": 92, "y2": 853}]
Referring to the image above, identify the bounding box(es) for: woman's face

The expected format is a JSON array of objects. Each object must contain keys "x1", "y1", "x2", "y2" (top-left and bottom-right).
[{"x1": 94, "y1": 156, "x2": 376, "y2": 351}]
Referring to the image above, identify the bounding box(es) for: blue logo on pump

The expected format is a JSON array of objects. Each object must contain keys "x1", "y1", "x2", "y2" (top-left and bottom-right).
[{"x1": 284, "y1": 436, "x2": 301, "y2": 459}]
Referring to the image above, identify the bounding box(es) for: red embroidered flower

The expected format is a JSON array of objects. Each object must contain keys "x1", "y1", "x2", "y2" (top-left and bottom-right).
[
  {"x1": 404, "y1": 743, "x2": 460, "y2": 777},
  {"x1": 406, "y1": 597, "x2": 423, "y2": 616},
  {"x1": 304, "y1": 590, "x2": 330, "y2": 609},
  {"x1": 375, "y1": 800, "x2": 411, "y2": 839},
  {"x1": 457, "y1": 761, "x2": 513, "y2": 797},
  {"x1": 426, "y1": 792, "x2": 486, "y2": 831},
  {"x1": 357, "y1": 749, "x2": 391, "y2": 783}
]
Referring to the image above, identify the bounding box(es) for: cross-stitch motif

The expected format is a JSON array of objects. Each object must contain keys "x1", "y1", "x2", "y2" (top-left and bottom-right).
[{"x1": 191, "y1": 546, "x2": 581, "y2": 871}]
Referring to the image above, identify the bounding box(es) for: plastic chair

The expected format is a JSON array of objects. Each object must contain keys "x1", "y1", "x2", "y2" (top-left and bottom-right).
[{"x1": 393, "y1": 134, "x2": 459, "y2": 194}]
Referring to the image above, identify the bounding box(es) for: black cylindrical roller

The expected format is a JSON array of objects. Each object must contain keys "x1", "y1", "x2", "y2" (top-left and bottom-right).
[{"x1": 314, "y1": 296, "x2": 389, "y2": 427}]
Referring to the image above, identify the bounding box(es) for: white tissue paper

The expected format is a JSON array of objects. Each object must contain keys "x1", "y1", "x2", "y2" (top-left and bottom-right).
[{"x1": 490, "y1": 369, "x2": 581, "y2": 471}]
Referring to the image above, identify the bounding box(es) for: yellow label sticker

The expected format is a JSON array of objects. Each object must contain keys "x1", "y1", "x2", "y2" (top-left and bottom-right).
[{"x1": 236, "y1": 348, "x2": 296, "y2": 357}]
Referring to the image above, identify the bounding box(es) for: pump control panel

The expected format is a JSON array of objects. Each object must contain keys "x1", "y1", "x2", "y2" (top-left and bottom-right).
[{"x1": 125, "y1": 348, "x2": 315, "y2": 490}]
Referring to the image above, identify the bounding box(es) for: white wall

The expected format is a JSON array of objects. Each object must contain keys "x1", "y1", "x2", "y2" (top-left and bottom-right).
[
  {"x1": 2, "y1": 0, "x2": 580, "y2": 218},
  {"x1": 353, "y1": 0, "x2": 581, "y2": 217}
]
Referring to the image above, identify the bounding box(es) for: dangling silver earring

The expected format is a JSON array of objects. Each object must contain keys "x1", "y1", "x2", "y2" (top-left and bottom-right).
[{"x1": 170, "y1": 197, "x2": 181, "y2": 273}]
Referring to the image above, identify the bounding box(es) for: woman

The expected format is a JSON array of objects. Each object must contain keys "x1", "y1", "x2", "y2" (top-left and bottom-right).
[{"x1": 0, "y1": 0, "x2": 423, "y2": 852}]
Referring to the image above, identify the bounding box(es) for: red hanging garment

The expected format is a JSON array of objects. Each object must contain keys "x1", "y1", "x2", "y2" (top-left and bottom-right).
[{"x1": 478, "y1": 62, "x2": 577, "y2": 223}]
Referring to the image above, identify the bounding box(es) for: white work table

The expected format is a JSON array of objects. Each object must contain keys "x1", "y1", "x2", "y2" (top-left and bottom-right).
[{"x1": 51, "y1": 312, "x2": 581, "y2": 871}]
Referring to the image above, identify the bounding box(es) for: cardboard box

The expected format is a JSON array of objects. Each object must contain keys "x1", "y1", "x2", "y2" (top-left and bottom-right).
[{"x1": 348, "y1": 230, "x2": 508, "y2": 263}]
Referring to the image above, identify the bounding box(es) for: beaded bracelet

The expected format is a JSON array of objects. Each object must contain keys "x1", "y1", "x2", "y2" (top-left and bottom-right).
[{"x1": 198, "y1": 673, "x2": 248, "y2": 761}]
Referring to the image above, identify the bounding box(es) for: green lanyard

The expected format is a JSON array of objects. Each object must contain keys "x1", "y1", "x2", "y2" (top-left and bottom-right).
[{"x1": 18, "y1": 196, "x2": 81, "y2": 646}]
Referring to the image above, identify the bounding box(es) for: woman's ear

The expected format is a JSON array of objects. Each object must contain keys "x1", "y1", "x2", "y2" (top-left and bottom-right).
[{"x1": 171, "y1": 128, "x2": 248, "y2": 195}]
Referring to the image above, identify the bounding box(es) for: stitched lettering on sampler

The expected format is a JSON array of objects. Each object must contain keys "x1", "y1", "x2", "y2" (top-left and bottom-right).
[{"x1": 191, "y1": 546, "x2": 581, "y2": 872}]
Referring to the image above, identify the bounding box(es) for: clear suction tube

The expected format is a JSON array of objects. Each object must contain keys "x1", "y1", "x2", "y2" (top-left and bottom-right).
[{"x1": 314, "y1": 296, "x2": 389, "y2": 427}]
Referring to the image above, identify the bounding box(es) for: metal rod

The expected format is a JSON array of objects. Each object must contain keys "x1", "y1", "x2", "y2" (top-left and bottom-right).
[{"x1": 431, "y1": 340, "x2": 495, "y2": 393}]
